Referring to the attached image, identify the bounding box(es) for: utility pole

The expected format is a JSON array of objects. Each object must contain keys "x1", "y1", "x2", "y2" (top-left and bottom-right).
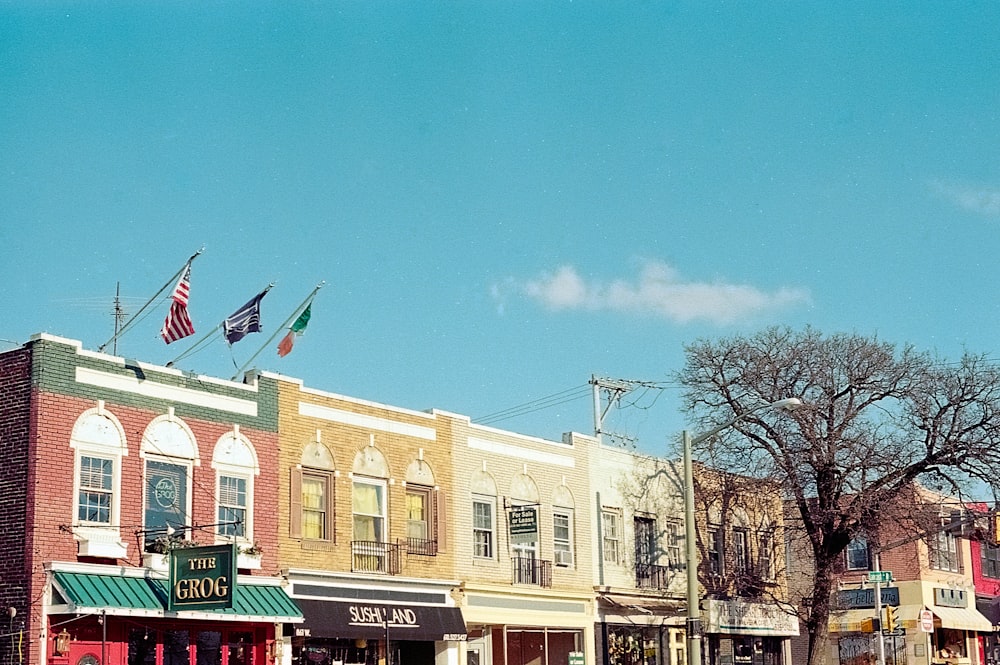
[{"x1": 589, "y1": 375, "x2": 665, "y2": 446}]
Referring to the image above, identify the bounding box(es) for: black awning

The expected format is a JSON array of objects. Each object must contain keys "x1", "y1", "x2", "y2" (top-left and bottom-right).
[
  {"x1": 295, "y1": 599, "x2": 466, "y2": 641},
  {"x1": 977, "y1": 597, "x2": 1000, "y2": 627}
]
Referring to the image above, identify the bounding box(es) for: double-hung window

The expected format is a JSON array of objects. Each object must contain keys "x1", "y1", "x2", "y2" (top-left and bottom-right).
[
  {"x1": 473, "y1": 496, "x2": 495, "y2": 559},
  {"x1": 929, "y1": 524, "x2": 961, "y2": 572},
  {"x1": 708, "y1": 528, "x2": 724, "y2": 575},
  {"x1": 983, "y1": 542, "x2": 1000, "y2": 579},
  {"x1": 553, "y1": 509, "x2": 574, "y2": 566},
  {"x1": 78, "y1": 455, "x2": 114, "y2": 525},
  {"x1": 732, "y1": 528, "x2": 750, "y2": 573},
  {"x1": 217, "y1": 475, "x2": 247, "y2": 538},
  {"x1": 602, "y1": 509, "x2": 622, "y2": 565},
  {"x1": 71, "y1": 407, "x2": 128, "y2": 558}
]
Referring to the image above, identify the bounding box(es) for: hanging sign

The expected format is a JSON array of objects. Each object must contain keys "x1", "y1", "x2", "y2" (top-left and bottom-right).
[
  {"x1": 509, "y1": 506, "x2": 538, "y2": 544},
  {"x1": 168, "y1": 544, "x2": 237, "y2": 611}
]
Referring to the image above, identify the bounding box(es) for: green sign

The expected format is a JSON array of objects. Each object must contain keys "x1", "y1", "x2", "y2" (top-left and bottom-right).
[
  {"x1": 568, "y1": 652, "x2": 584, "y2": 665},
  {"x1": 509, "y1": 507, "x2": 538, "y2": 535},
  {"x1": 168, "y1": 544, "x2": 237, "y2": 611},
  {"x1": 867, "y1": 571, "x2": 892, "y2": 584}
]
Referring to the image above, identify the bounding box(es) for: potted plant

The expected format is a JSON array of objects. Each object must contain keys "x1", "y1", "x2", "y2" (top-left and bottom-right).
[
  {"x1": 142, "y1": 535, "x2": 198, "y2": 570},
  {"x1": 237, "y1": 541, "x2": 263, "y2": 569}
]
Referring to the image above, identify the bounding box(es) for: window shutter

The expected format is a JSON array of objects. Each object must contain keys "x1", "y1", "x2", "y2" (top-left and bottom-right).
[
  {"x1": 434, "y1": 488, "x2": 447, "y2": 553},
  {"x1": 329, "y1": 473, "x2": 337, "y2": 543},
  {"x1": 290, "y1": 467, "x2": 302, "y2": 539}
]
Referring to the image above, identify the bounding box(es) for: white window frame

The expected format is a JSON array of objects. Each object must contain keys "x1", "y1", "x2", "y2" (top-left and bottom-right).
[
  {"x1": 602, "y1": 509, "x2": 622, "y2": 565},
  {"x1": 70, "y1": 405, "x2": 128, "y2": 558},
  {"x1": 665, "y1": 520, "x2": 683, "y2": 570},
  {"x1": 352, "y1": 476, "x2": 387, "y2": 543},
  {"x1": 211, "y1": 428, "x2": 258, "y2": 548},
  {"x1": 929, "y1": 523, "x2": 961, "y2": 572},
  {"x1": 217, "y1": 473, "x2": 249, "y2": 538},
  {"x1": 473, "y1": 495, "x2": 495, "y2": 559},
  {"x1": 553, "y1": 508, "x2": 574, "y2": 567}
]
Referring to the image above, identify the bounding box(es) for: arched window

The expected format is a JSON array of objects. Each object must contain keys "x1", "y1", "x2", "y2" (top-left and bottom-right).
[
  {"x1": 140, "y1": 410, "x2": 199, "y2": 549},
  {"x1": 471, "y1": 469, "x2": 498, "y2": 560},
  {"x1": 290, "y1": 435, "x2": 337, "y2": 542},
  {"x1": 509, "y1": 472, "x2": 540, "y2": 561},
  {"x1": 551, "y1": 485, "x2": 575, "y2": 567},
  {"x1": 212, "y1": 426, "x2": 259, "y2": 544},
  {"x1": 351, "y1": 443, "x2": 391, "y2": 573},
  {"x1": 70, "y1": 402, "x2": 129, "y2": 558},
  {"x1": 404, "y1": 457, "x2": 444, "y2": 555}
]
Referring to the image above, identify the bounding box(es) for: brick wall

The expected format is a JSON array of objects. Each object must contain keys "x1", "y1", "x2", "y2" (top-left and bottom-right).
[{"x1": 0, "y1": 346, "x2": 32, "y2": 665}]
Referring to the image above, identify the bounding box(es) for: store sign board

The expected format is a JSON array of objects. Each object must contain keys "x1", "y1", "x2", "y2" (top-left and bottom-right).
[
  {"x1": 836, "y1": 587, "x2": 900, "y2": 609},
  {"x1": 168, "y1": 544, "x2": 236, "y2": 611}
]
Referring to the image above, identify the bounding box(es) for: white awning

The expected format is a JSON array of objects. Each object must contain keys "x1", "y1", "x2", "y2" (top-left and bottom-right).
[{"x1": 932, "y1": 605, "x2": 994, "y2": 632}]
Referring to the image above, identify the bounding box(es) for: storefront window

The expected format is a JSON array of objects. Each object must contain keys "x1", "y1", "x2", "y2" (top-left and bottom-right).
[
  {"x1": 196, "y1": 632, "x2": 222, "y2": 665},
  {"x1": 164, "y1": 630, "x2": 191, "y2": 665},
  {"x1": 128, "y1": 629, "x2": 157, "y2": 665},
  {"x1": 505, "y1": 628, "x2": 582, "y2": 665},
  {"x1": 229, "y1": 632, "x2": 253, "y2": 665},
  {"x1": 934, "y1": 628, "x2": 967, "y2": 659}
]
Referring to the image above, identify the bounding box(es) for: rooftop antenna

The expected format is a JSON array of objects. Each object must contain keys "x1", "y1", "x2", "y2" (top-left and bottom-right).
[{"x1": 111, "y1": 282, "x2": 127, "y2": 356}]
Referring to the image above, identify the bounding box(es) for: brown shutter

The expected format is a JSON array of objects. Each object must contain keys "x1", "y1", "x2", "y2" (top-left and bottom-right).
[
  {"x1": 289, "y1": 467, "x2": 302, "y2": 539},
  {"x1": 329, "y1": 473, "x2": 337, "y2": 543},
  {"x1": 434, "y1": 488, "x2": 447, "y2": 554}
]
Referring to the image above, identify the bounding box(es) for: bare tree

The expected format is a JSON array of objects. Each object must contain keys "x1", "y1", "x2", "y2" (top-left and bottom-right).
[{"x1": 676, "y1": 326, "x2": 1000, "y2": 665}]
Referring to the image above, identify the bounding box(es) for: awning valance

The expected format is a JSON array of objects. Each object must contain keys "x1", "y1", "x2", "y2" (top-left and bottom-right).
[
  {"x1": 829, "y1": 605, "x2": 922, "y2": 634},
  {"x1": 932, "y1": 605, "x2": 994, "y2": 632},
  {"x1": 829, "y1": 604, "x2": 994, "y2": 634},
  {"x1": 51, "y1": 571, "x2": 303, "y2": 623},
  {"x1": 295, "y1": 599, "x2": 466, "y2": 641}
]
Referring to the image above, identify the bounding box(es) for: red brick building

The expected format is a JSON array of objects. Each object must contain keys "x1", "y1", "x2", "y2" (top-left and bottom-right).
[{"x1": 0, "y1": 335, "x2": 301, "y2": 665}]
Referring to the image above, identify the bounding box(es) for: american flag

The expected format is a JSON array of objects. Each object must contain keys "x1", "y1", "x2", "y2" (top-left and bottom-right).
[{"x1": 160, "y1": 263, "x2": 195, "y2": 344}]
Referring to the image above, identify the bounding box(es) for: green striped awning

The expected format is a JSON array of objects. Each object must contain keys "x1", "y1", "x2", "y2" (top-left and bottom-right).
[{"x1": 52, "y1": 572, "x2": 302, "y2": 622}]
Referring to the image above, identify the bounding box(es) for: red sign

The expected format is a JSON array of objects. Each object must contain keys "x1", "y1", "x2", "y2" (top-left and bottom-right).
[{"x1": 919, "y1": 609, "x2": 934, "y2": 633}]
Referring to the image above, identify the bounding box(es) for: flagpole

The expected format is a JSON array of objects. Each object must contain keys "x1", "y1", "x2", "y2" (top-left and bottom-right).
[
  {"x1": 167, "y1": 282, "x2": 274, "y2": 367},
  {"x1": 231, "y1": 281, "x2": 325, "y2": 380},
  {"x1": 98, "y1": 248, "x2": 204, "y2": 353},
  {"x1": 164, "y1": 322, "x2": 224, "y2": 367}
]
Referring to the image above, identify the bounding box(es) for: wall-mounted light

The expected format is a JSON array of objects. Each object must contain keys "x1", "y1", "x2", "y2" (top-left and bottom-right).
[{"x1": 55, "y1": 629, "x2": 71, "y2": 655}]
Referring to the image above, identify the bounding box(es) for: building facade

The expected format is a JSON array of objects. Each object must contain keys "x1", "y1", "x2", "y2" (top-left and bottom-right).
[
  {"x1": 272, "y1": 374, "x2": 466, "y2": 665},
  {"x1": 0, "y1": 335, "x2": 302, "y2": 665},
  {"x1": 589, "y1": 443, "x2": 687, "y2": 665}
]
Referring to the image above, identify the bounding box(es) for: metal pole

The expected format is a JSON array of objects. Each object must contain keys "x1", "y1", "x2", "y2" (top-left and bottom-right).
[
  {"x1": 683, "y1": 430, "x2": 702, "y2": 665},
  {"x1": 874, "y1": 553, "x2": 885, "y2": 665}
]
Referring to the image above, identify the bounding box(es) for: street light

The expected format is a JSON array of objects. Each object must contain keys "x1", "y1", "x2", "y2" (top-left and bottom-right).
[{"x1": 683, "y1": 397, "x2": 803, "y2": 665}]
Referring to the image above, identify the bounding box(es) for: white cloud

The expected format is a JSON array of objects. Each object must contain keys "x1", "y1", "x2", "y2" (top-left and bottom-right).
[
  {"x1": 932, "y1": 181, "x2": 1000, "y2": 217},
  {"x1": 513, "y1": 261, "x2": 810, "y2": 325}
]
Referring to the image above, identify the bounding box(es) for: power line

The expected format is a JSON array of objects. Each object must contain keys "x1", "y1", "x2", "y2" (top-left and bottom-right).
[{"x1": 473, "y1": 384, "x2": 592, "y2": 426}]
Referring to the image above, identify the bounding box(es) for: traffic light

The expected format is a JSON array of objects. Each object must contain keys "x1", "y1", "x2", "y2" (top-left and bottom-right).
[{"x1": 885, "y1": 605, "x2": 900, "y2": 633}]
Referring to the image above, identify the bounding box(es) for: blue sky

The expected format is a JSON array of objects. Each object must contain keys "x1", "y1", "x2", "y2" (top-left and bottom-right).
[{"x1": 3, "y1": 3, "x2": 1000, "y2": 454}]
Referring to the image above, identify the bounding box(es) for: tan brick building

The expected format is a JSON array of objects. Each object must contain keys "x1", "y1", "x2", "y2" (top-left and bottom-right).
[{"x1": 271, "y1": 374, "x2": 466, "y2": 665}]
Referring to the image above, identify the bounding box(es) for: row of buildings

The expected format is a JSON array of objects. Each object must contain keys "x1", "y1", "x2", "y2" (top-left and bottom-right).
[{"x1": 1, "y1": 333, "x2": 998, "y2": 665}]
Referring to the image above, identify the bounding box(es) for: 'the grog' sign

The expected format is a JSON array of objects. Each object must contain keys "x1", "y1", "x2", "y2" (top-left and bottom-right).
[{"x1": 168, "y1": 544, "x2": 237, "y2": 611}]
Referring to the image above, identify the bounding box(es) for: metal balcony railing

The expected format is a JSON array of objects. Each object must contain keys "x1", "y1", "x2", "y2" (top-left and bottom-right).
[
  {"x1": 512, "y1": 556, "x2": 552, "y2": 587},
  {"x1": 351, "y1": 540, "x2": 401, "y2": 575},
  {"x1": 401, "y1": 537, "x2": 438, "y2": 556},
  {"x1": 635, "y1": 562, "x2": 681, "y2": 589}
]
